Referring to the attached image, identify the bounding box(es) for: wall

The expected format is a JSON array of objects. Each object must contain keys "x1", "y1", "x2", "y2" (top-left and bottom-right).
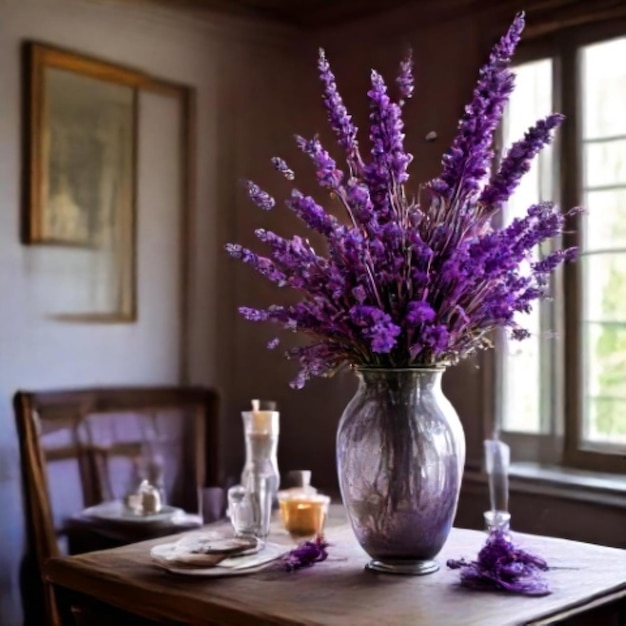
[
  {"x1": 0, "y1": 1, "x2": 305, "y2": 623},
  {"x1": 212, "y1": 22, "x2": 362, "y2": 491}
]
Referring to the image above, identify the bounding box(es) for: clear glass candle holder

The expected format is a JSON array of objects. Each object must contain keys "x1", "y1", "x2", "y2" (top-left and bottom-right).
[{"x1": 278, "y1": 493, "x2": 330, "y2": 541}]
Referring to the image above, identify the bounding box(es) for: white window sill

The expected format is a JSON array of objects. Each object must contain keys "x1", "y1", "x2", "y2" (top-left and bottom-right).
[{"x1": 464, "y1": 462, "x2": 626, "y2": 509}]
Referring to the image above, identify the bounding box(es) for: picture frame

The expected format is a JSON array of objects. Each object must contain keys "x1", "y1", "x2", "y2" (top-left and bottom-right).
[
  {"x1": 22, "y1": 43, "x2": 196, "y2": 329},
  {"x1": 23, "y1": 42, "x2": 141, "y2": 321}
]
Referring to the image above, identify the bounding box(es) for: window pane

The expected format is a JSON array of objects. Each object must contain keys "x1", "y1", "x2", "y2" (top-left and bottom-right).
[
  {"x1": 502, "y1": 308, "x2": 542, "y2": 433},
  {"x1": 583, "y1": 321, "x2": 626, "y2": 445},
  {"x1": 583, "y1": 140, "x2": 626, "y2": 188},
  {"x1": 584, "y1": 189, "x2": 626, "y2": 252},
  {"x1": 504, "y1": 59, "x2": 554, "y2": 223},
  {"x1": 582, "y1": 37, "x2": 626, "y2": 139},
  {"x1": 582, "y1": 253, "x2": 626, "y2": 323},
  {"x1": 581, "y1": 38, "x2": 626, "y2": 450},
  {"x1": 500, "y1": 58, "x2": 553, "y2": 434}
]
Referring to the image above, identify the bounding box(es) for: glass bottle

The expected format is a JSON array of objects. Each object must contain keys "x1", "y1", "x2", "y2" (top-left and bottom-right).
[
  {"x1": 240, "y1": 400, "x2": 280, "y2": 505},
  {"x1": 483, "y1": 438, "x2": 512, "y2": 537}
]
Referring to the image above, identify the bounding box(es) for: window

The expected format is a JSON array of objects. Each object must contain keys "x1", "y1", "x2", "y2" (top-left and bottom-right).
[{"x1": 498, "y1": 26, "x2": 626, "y2": 474}]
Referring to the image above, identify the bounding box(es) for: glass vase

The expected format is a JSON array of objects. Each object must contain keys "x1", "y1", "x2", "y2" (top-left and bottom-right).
[{"x1": 337, "y1": 368, "x2": 465, "y2": 575}]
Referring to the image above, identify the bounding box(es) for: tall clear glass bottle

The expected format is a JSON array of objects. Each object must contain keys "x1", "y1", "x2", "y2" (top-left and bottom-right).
[
  {"x1": 483, "y1": 439, "x2": 512, "y2": 537},
  {"x1": 240, "y1": 401, "x2": 280, "y2": 505}
]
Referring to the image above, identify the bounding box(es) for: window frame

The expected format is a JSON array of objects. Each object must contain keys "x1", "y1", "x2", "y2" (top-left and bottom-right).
[{"x1": 496, "y1": 19, "x2": 626, "y2": 475}]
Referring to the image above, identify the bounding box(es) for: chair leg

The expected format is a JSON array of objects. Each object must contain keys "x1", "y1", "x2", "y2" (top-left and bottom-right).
[{"x1": 44, "y1": 580, "x2": 62, "y2": 626}]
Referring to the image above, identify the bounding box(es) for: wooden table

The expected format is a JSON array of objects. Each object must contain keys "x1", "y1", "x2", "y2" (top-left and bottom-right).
[{"x1": 45, "y1": 508, "x2": 626, "y2": 626}]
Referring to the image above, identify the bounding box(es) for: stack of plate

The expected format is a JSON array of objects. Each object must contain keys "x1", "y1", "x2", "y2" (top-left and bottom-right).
[{"x1": 150, "y1": 533, "x2": 288, "y2": 577}]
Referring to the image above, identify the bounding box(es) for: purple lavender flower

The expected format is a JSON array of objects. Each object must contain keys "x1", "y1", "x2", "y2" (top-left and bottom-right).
[
  {"x1": 286, "y1": 190, "x2": 339, "y2": 236},
  {"x1": 239, "y1": 306, "x2": 270, "y2": 322},
  {"x1": 396, "y1": 50, "x2": 414, "y2": 103},
  {"x1": 226, "y1": 12, "x2": 580, "y2": 387},
  {"x1": 225, "y1": 244, "x2": 287, "y2": 286},
  {"x1": 430, "y1": 11, "x2": 525, "y2": 201},
  {"x1": 350, "y1": 305, "x2": 402, "y2": 354},
  {"x1": 367, "y1": 70, "x2": 413, "y2": 190},
  {"x1": 406, "y1": 301, "x2": 436, "y2": 325},
  {"x1": 318, "y1": 49, "x2": 360, "y2": 167},
  {"x1": 286, "y1": 343, "x2": 347, "y2": 389},
  {"x1": 480, "y1": 113, "x2": 564, "y2": 210},
  {"x1": 447, "y1": 530, "x2": 550, "y2": 596},
  {"x1": 345, "y1": 178, "x2": 374, "y2": 223},
  {"x1": 244, "y1": 180, "x2": 275, "y2": 211},
  {"x1": 271, "y1": 157, "x2": 295, "y2": 180},
  {"x1": 296, "y1": 135, "x2": 344, "y2": 189},
  {"x1": 280, "y1": 536, "x2": 329, "y2": 572}
]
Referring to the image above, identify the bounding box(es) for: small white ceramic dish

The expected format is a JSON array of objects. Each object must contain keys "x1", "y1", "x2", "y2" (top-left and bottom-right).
[{"x1": 81, "y1": 500, "x2": 184, "y2": 525}]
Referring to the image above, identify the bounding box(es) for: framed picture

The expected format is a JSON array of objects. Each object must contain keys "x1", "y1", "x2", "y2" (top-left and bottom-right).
[
  {"x1": 23, "y1": 43, "x2": 195, "y2": 329},
  {"x1": 23, "y1": 43, "x2": 141, "y2": 321}
]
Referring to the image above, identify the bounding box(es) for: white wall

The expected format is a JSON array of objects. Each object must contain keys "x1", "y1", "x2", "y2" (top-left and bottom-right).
[{"x1": 0, "y1": 1, "x2": 302, "y2": 623}]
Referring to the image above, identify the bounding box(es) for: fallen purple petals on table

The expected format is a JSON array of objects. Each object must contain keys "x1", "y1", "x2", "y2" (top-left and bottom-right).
[
  {"x1": 447, "y1": 530, "x2": 551, "y2": 596},
  {"x1": 280, "y1": 536, "x2": 330, "y2": 572}
]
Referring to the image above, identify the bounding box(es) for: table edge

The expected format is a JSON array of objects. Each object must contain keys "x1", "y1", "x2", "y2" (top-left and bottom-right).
[{"x1": 45, "y1": 557, "x2": 303, "y2": 626}]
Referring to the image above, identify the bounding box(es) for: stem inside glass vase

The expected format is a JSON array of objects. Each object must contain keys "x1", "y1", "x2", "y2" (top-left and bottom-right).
[{"x1": 361, "y1": 368, "x2": 445, "y2": 520}]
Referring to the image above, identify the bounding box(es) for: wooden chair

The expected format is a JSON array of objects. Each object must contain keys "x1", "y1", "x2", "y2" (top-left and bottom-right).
[{"x1": 14, "y1": 386, "x2": 220, "y2": 626}]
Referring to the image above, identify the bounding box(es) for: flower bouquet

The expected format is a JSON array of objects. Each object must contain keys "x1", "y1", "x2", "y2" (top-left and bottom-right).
[
  {"x1": 227, "y1": 11, "x2": 577, "y2": 389},
  {"x1": 226, "y1": 12, "x2": 579, "y2": 574}
]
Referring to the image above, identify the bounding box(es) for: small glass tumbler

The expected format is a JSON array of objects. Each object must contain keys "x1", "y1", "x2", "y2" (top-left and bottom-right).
[
  {"x1": 227, "y1": 485, "x2": 256, "y2": 537},
  {"x1": 227, "y1": 478, "x2": 272, "y2": 538},
  {"x1": 278, "y1": 493, "x2": 330, "y2": 541}
]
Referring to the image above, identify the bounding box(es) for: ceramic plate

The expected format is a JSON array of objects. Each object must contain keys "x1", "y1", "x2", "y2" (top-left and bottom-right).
[
  {"x1": 150, "y1": 541, "x2": 288, "y2": 577},
  {"x1": 81, "y1": 500, "x2": 184, "y2": 524}
]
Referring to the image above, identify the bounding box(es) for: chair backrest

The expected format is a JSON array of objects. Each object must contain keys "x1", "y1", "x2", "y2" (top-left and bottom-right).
[{"x1": 14, "y1": 386, "x2": 219, "y2": 625}]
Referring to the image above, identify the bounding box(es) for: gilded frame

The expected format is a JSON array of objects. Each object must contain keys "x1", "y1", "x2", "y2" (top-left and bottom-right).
[{"x1": 22, "y1": 42, "x2": 195, "y2": 334}]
